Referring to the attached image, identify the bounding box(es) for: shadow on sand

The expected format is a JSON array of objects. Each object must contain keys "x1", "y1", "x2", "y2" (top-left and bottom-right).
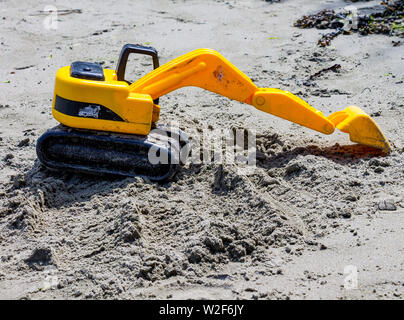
[{"x1": 256, "y1": 143, "x2": 388, "y2": 171}]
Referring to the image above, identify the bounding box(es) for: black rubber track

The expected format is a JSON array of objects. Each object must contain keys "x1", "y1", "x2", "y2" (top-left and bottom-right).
[{"x1": 36, "y1": 125, "x2": 189, "y2": 181}]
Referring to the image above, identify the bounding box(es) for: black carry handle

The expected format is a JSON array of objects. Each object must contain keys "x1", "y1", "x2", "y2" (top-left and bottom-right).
[
  {"x1": 116, "y1": 44, "x2": 160, "y2": 104},
  {"x1": 116, "y1": 44, "x2": 159, "y2": 81}
]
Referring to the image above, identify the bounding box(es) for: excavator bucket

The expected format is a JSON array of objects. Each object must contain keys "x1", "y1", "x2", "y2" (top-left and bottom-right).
[{"x1": 328, "y1": 106, "x2": 391, "y2": 153}]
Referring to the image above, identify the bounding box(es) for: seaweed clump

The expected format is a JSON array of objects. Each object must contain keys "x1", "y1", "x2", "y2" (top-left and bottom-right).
[{"x1": 294, "y1": 1, "x2": 404, "y2": 46}]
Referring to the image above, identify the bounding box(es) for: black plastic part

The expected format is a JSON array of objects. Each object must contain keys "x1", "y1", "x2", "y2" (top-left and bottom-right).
[
  {"x1": 54, "y1": 95, "x2": 124, "y2": 121},
  {"x1": 70, "y1": 61, "x2": 105, "y2": 81},
  {"x1": 116, "y1": 43, "x2": 160, "y2": 104},
  {"x1": 116, "y1": 44, "x2": 159, "y2": 81},
  {"x1": 36, "y1": 125, "x2": 189, "y2": 182}
]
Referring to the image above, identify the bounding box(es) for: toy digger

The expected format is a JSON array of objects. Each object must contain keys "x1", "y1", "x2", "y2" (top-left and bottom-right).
[{"x1": 36, "y1": 44, "x2": 391, "y2": 181}]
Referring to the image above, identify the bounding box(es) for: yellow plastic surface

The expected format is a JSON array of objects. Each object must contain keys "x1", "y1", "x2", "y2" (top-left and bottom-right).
[
  {"x1": 52, "y1": 48, "x2": 391, "y2": 152},
  {"x1": 53, "y1": 67, "x2": 154, "y2": 135},
  {"x1": 251, "y1": 88, "x2": 335, "y2": 135},
  {"x1": 328, "y1": 106, "x2": 391, "y2": 153},
  {"x1": 130, "y1": 48, "x2": 258, "y2": 103}
]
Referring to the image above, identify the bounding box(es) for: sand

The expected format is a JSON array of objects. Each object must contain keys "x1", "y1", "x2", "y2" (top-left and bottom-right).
[{"x1": 0, "y1": 0, "x2": 403, "y2": 299}]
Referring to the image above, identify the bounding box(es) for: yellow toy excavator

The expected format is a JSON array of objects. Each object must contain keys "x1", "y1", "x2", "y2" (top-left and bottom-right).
[{"x1": 36, "y1": 44, "x2": 391, "y2": 181}]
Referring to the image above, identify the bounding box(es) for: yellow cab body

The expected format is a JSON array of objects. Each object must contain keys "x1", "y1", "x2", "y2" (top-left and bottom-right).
[{"x1": 52, "y1": 67, "x2": 158, "y2": 136}]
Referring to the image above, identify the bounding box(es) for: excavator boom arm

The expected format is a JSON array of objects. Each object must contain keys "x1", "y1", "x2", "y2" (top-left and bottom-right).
[
  {"x1": 130, "y1": 49, "x2": 390, "y2": 152},
  {"x1": 130, "y1": 49, "x2": 257, "y2": 103}
]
